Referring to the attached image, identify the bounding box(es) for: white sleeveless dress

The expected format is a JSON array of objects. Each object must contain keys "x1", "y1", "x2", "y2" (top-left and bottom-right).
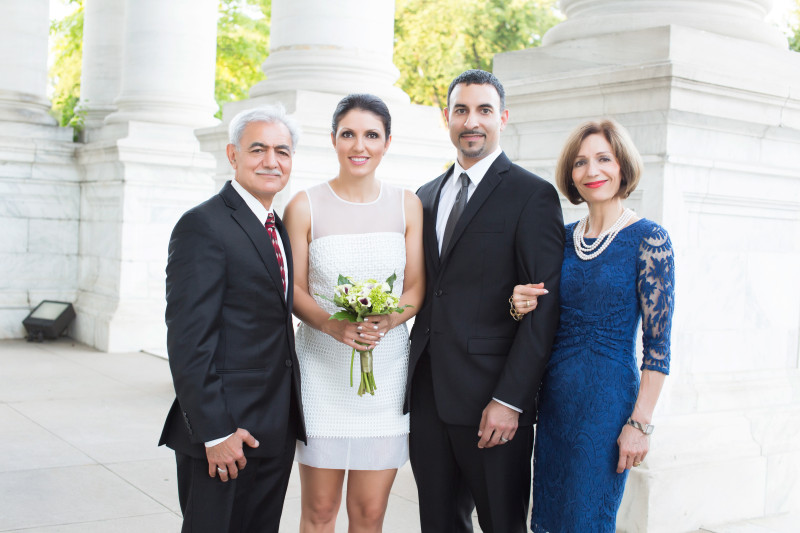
[{"x1": 294, "y1": 182, "x2": 410, "y2": 470}]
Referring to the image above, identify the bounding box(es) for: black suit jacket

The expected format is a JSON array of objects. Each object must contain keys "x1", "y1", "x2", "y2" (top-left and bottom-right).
[
  {"x1": 405, "y1": 152, "x2": 564, "y2": 427},
  {"x1": 159, "y1": 181, "x2": 306, "y2": 459}
]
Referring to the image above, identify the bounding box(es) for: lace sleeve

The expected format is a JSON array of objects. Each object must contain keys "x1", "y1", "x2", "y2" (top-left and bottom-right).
[{"x1": 637, "y1": 224, "x2": 675, "y2": 374}]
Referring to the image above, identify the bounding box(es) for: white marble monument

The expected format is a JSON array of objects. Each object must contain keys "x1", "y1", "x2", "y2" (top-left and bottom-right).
[
  {"x1": 494, "y1": 0, "x2": 800, "y2": 530},
  {"x1": 73, "y1": 0, "x2": 219, "y2": 352},
  {"x1": 196, "y1": 0, "x2": 451, "y2": 212},
  {"x1": 0, "y1": 0, "x2": 79, "y2": 339}
]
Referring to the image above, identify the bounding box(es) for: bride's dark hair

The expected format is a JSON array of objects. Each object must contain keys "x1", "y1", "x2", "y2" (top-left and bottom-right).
[{"x1": 332, "y1": 94, "x2": 391, "y2": 138}]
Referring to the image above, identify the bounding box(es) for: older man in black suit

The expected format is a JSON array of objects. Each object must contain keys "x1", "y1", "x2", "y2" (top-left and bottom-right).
[
  {"x1": 159, "y1": 105, "x2": 306, "y2": 533},
  {"x1": 406, "y1": 70, "x2": 565, "y2": 532}
]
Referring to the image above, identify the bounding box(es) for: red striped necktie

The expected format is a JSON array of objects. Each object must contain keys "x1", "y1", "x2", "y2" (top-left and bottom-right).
[{"x1": 265, "y1": 213, "x2": 286, "y2": 293}]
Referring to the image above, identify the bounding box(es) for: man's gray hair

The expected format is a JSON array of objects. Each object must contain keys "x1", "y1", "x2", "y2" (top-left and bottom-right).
[{"x1": 228, "y1": 104, "x2": 301, "y2": 151}]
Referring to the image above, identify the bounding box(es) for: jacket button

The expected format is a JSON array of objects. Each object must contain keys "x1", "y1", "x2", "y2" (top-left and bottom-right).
[
  {"x1": 285, "y1": 359, "x2": 292, "y2": 367},
  {"x1": 425, "y1": 328, "x2": 430, "y2": 335},
  {"x1": 435, "y1": 289, "x2": 443, "y2": 296}
]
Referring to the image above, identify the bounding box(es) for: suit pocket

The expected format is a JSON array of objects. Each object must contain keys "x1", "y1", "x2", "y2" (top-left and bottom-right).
[
  {"x1": 468, "y1": 336, "x2": 513, "y2": 355},
  {"x1": 465, "y1": 220, "x2": 504, "y2": 233},
  {"x1": 217, "y1": 368, "x2": 270, "y2": 388}
]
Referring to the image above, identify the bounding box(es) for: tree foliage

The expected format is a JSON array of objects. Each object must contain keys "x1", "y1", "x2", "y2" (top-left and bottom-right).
[
  {"x1": 49, "y1": 0, "x2": 84, "y2": 128},
  {"x1": 789, "y1": 0, "x2": 800, "y2": 52},
  {"x1": 393, "y1": 0, "x2": 562, "y2": 108},
  {"x1": 215, "y1": 0, "x2": 271, "y2": 117}
]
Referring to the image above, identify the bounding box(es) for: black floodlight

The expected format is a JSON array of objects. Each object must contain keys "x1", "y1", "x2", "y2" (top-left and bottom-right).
[{"x1": 23, "y1": 301, "x2": 76, "y2": 342}]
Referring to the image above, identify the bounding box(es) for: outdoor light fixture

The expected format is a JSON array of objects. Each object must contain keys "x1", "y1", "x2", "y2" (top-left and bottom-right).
[{"x1": 22, "y1": 301, "x2": 76, "y2": 342}]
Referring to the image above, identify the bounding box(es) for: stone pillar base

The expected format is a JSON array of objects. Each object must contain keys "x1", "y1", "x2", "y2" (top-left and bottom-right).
[
  {"x1": 494, "y1": 23, "x2": 800, "y2": 532},
  {"x1": 73, "y1": 121, "x2": 215, "y2": 352},
  {"x1": 0, "y1": 117, "x2": 78, "y2": 340}
]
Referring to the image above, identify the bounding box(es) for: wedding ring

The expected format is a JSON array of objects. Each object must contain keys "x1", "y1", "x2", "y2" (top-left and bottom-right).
[
  {"x1": 499, "y1": 436, "x2": 509, "y2": 443},
  {"x1": 217, "y1": 467, "x2": 227, "y2": 473},
  {"x1": 633, "y1": 461, "x2": 641, "y2": 467},
  {"x1": 526, "y1": 300, "x2": 531, "y2": 307}
]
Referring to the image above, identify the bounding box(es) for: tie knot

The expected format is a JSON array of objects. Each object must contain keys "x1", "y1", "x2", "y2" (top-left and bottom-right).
[
  {"x1": 265, "y1": 212, "x2": 275, "y2": 228},
  {"x1": 459, "y1": 172, "x2": 470, "y2": 188}
]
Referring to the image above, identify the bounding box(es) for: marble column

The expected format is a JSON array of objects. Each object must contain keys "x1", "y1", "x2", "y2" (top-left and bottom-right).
[
  {"x1": 77, "y1": 0, "x2": 125, "y2": 130},
  {"x1": 0, "y1": 0, "x2": 56, "y2": 125},
  {"x1": 198, "y1": 0, "x2": 450, "y2": 210},
  {"x1": 74, "y1": 0, "x2": 218, "y2": 352},
  {"x1": 252, "y1": 0, "x2": 408, "y2": 105},
  {"x1": 0, "y1": 0, "x2": 79, "y2": 338},
  {"x1": 494, "y1": 0, "x2": 800, "y2": 531}
]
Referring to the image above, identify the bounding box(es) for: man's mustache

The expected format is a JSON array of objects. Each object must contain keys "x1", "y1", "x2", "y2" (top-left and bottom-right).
[
  {"x1": 459, "y1": 131, "x2": 485, "y2": 137},
  {"x1": 256, "y1": 169, "x2": 283, "y2": 176}
]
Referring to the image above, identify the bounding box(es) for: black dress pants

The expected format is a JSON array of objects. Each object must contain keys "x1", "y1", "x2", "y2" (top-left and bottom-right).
[
  {"x1": 175, "y1": 422, "x2": 297, "y2": 532},
  {"x1": 410, "y1": 351, "x2": 534, "y2": 533}
]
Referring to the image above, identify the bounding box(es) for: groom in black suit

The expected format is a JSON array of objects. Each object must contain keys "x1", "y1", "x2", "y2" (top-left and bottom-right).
[
  {"x1": 159, "y1": 105, "x2": 306, "y2": 533},
  {"x1": 406, "y1": 70, "x2": 565, "y2": 532}
]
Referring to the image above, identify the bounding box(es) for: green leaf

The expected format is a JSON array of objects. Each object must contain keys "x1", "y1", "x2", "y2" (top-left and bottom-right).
[
  {"x1": 329, "y1": 311, "x2": 359, "y2": 322},
  {"x1": 385, "y1": 272, "x2": 397, "y2": 292},
  {"x1": 314, "y1": 293, "x2": 336, "y2": 304}
]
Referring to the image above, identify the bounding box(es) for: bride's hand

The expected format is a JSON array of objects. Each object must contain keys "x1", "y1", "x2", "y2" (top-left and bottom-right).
[
  {"x1": 322, "y1": 319, "x2": 379, "y2": 352},
  {"x1": 362, "y1": 315, "x2": 394, "y2": 342},
  {"x1": 511, "y1": 282, "x2": 548, "y2": 317}
]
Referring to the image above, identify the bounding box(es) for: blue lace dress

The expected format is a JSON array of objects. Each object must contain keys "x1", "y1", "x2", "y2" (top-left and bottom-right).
[{"x1": 531, "y1": 218, "x2": 675, "y2": 533}]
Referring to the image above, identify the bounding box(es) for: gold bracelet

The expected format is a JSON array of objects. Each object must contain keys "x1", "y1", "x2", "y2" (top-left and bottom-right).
[{"x1": 509, "y1": 297, "x2": 523, "y2": 321}]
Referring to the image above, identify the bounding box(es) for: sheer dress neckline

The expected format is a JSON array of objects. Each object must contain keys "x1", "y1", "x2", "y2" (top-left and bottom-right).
[{"x1": 325, "y1": 181, "x2": 383, "y2": 205}]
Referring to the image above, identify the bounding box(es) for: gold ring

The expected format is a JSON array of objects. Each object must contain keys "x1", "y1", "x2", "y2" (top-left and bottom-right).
[{"x1": 633, "y1": 461, "x2": 642, "y2": 467}]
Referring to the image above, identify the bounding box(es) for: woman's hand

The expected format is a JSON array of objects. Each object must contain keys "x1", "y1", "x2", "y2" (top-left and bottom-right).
[
  {"x1": 511, "y1": 282, "x2": 548, "y2": 317},
  {"x1": 322, "y1": 315, "x2": 393, "y2": 352},
  {"x1": 616, "y1": 423, "x2": 649, "y2": 473}
]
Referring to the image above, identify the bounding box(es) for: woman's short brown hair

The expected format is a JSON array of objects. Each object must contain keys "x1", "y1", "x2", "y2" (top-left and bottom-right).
[{"x1": 555, "y1": 119, "x2": 643, "y2": 205}]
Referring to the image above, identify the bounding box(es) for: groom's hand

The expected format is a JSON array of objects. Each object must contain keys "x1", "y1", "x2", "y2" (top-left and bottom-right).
[
  {"x1": 207, "y1": 428, "x2": 259, "y2": 482},
  {"x1": 477, "y1": 400, "x2": 519, "y2": 449}
]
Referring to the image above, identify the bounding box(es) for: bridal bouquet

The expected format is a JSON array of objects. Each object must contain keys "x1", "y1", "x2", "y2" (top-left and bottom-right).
[{"x1": 317, "y1": 273, "x2": 410, "y2": 396}]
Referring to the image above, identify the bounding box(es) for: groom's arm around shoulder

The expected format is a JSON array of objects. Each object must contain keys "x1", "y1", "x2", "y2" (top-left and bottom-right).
[
  {"x1": 165, "y1": 201, "x2": 237, "y2": 445},
  {"x1": 495, "y1": 167, "x2": 565, "y2": 420}
]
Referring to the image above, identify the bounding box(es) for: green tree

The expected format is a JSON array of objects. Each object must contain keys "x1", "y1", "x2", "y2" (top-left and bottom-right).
[
  {"x1": 49, "y1": 0, "x2": 84, "y2": 128},
  {"x1": 215, "y1": 0, "x2": 271, "y2": 117},
  {"x1": 393, "y1": 0, "x2": 562, "y2": 108},
  {"x1": 789, "y1": 0, "x2": 800, "y2": 52}
]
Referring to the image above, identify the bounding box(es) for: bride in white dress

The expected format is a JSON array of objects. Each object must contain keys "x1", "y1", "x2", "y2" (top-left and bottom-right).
[{"x1": 283, "y1": 94, "x2": 425, "y2": 532}]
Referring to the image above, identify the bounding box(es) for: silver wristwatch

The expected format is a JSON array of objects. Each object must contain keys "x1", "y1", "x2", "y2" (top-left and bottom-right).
[{"x1": 627, "y1": 417, "x2": 654, "y2": 435}]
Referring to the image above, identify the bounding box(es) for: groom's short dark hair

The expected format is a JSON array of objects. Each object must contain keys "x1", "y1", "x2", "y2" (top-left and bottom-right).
[{"x1": 446, "y1": 69, "x2": 506, "y2": 110}]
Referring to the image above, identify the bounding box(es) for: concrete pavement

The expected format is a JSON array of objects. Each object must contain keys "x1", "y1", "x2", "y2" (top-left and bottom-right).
[{"x1": 1, "y1": 338, "x2": 797, "y2": 532}]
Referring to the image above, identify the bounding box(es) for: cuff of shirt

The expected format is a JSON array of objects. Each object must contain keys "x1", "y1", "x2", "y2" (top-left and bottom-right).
[
  {"x1": 493, "y1": 397, "x2": 522, "y2": 413},
  {"x1": 205, "y1": 433, "x2": 234, "y2": 447}
]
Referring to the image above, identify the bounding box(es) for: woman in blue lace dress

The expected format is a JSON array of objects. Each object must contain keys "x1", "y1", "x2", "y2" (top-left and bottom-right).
[{"x1": 512, "y1": 119, "x2": 674, "y2": 532}]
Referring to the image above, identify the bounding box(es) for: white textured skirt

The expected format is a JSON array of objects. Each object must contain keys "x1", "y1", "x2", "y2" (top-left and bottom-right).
[{"x1": 295, "y1": 434, "x2": 408, "y2": 470}]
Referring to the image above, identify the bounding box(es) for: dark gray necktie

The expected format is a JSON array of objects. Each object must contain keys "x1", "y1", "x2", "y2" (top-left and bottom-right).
[{"x1": 441, "y1": 172, "x2": 470, "y2": 255}]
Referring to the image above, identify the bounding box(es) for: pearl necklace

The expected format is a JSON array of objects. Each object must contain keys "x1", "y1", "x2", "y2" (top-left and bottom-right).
[{"x1": 573, "y1": 208, "x2": 635, "y2": 261}]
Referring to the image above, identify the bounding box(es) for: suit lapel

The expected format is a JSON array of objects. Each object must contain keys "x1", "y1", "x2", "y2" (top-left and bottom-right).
[
  {"x1": 439, "y1": 154, "x2": 510, "y2": 262},
  {"x1": 422, "y1": 167, "x2": 454, "y2": 271},
  {"x1": 221, "y1": 182, "x2": 288, "y2": 308}
]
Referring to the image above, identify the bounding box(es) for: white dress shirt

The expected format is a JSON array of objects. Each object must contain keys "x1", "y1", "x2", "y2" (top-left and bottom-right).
[{"x1": 435, "y1": 146, "x2": 503, "y2": 254}]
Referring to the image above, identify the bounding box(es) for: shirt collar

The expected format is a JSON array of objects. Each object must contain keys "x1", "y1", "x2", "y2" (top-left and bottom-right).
[
  {"x1": 231, "y1": 178, "x2": 273, "y2": 225},
  {"x1": 452, "y1": 146, "x2": 503, "y2": 187}
]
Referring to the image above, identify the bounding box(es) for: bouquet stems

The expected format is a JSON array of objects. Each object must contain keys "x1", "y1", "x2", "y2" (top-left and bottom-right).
[{"x1": 350, "y1": 347, "x2": 377, "y2": 396}]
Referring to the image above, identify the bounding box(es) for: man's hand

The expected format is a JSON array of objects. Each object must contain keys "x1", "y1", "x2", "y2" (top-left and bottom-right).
[
  {"x1": 206, "y1": 428, "x2": 259, "y2": 481},
  {"x1": 477, "y1": 400, "x2": 519, "y2": 449}
]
